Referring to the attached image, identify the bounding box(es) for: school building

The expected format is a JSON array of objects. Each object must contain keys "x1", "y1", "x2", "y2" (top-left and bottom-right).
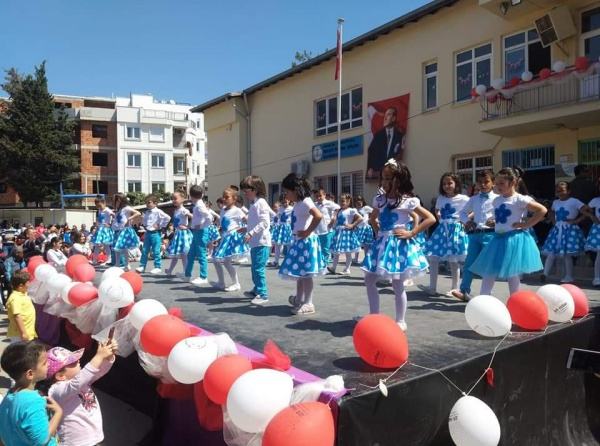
[{"x1": 193, "y1": 0, "x2": 600, "y2": 207}]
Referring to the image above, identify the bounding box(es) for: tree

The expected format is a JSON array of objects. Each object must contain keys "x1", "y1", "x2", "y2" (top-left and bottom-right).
[
  {"x1": 0, "y1": 62, "x2": 78, "y2": 207},
  {"x1": 291, "y1": 50, "x2": 313, "y2": 67}
]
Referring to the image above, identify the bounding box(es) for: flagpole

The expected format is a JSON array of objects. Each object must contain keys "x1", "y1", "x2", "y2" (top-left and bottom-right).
[{"x1": 336, "y1": 18, "x2": 344, "y2": 200}]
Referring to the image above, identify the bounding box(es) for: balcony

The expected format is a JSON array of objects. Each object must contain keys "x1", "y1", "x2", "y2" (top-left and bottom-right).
[
  {"x1": 478, "y1": 0, "x2": 560, "y2": 19},
  {"x1": 479, "y1": 72, "x2": 600, "y2": 137},
  {"x1": 141, "y1": 109, "x2": 190, "y2": 127},
  {"x1": 78, "y1": 107, "x2": 116, "y2": 122}
]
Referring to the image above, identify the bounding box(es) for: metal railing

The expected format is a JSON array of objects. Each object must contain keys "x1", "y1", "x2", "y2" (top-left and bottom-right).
[
  {"x1": 481, "y1": 72, "x2": 600, "y2": 121},
  {"x1": 141, "y1": 109, "x2": 188, "y2": 121}
]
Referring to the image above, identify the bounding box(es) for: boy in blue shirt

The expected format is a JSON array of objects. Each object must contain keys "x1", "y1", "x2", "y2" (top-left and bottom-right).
[{"x1": 0, "y1": 340, "x2": 63, "y2": 446}]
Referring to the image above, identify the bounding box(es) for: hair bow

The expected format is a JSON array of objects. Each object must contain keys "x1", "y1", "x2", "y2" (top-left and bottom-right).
[{"x1": 385, "y1": 158, "x2": 398, "y2": 168}]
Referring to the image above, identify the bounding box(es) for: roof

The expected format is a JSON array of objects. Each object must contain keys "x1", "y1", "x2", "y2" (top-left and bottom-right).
[{"x1": 192, "y1": 0, "x2": 458, "y2": 113}]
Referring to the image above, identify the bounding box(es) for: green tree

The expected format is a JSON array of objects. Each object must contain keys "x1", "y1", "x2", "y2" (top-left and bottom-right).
[
  {"x1": 127, "y1": 192, "x2": 146, "y2": 206},
  {"x1": 0, "y1": 62, "x2": 78, "y2": 207},
  {"x1": 291, "y1": 50, "x2": 313, "y2": 67}
]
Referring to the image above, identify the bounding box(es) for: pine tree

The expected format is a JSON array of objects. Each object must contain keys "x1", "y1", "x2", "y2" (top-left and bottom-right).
[{"x1": 0, "y1": 62, "x2": 78, "y2": 207}]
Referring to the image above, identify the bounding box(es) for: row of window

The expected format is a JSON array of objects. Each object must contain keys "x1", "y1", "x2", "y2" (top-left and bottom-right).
[
  {"x1": 126, "y1": 182, "x2": 166, "y2": 194},
  {"x1": 126, "y1": 153, "x2": 201, "y2": 175},
  {"x1": 91, "y1": 124, "x2": 203, "y2": 150},
  {"x1": 267, "y1": 171, "x2": 364, "y2": 204}
]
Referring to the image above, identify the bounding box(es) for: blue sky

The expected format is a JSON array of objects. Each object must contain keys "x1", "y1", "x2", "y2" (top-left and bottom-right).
[{"x1": 0, "y1": 0, "x2": 430, "y2": 106}]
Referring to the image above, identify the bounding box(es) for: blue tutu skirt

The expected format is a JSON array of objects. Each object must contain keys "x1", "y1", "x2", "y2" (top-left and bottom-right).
[
  {"x1": 331, "y1": 228, "x2": 361, "y2": 254},
  {"x1": 167, "y1": 229, "x2": 192, "y2": 257},
  {"x1": 355, "y1": 225, "x2": 375, "y2": 246},
  {"x1": 207, "y1": 224, "x2": 220, "y2": 242},
  {"x1": 541, "y1": 224, "x2": 584, "y2": 256},
  {"x1": 361, "y1": 233, "x2": 429, "y2": 280},
  {"x1": 279, "y1": 234, "x2": 326, "y2": 280},
  {"x1": 272, "y1": 223, "x2": 293, "y2": 246},
  {"x1": 470, "y1": 230, "x2": 542, "y2": 279},
  {"x1": 213, "y1": 231, "x2": 249, "y2": 262},
  {"x1": 585, "y1": 224, "x2": 600, "y2": 251},
  {"x1": 91, "y1": 226, "x2": 114, "y2": 245},
  {"x1": 113, "y1": 227, "x2": 140, "y2": 250},
  {"x1": 425, "y1": 220, "x2": 468, "y2": 261}
]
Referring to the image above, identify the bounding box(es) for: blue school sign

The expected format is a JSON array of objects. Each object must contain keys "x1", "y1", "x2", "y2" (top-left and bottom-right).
[{"x1": 312, "y1": 135, "x2": 363, "y2": 163}]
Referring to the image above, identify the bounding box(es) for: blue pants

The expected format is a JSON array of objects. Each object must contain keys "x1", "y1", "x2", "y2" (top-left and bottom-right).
[
  {"x1": 461, "y1": 231, "x2": 494, "y2": 294},
  {"x1": 251, "y1": 246, "x2": 270, "y2": 297},
  {"x1": 140, "y1": 231, "x2": 162, "y2": 269},
  {"x1": 185, "y1": 228, "x2": 209, "y2": 279},
  {"x1": 318, "y1": 232, "x2": 334, "y2": 263}
]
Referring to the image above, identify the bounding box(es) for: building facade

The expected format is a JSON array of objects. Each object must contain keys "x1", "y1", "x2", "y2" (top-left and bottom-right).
[{"x1": 194, "y1": 0, "x2": 600, "y2": 207}]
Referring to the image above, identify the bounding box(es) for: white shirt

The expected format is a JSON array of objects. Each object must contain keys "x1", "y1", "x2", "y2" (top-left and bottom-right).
[
  {"x1": 357, "y1": 206, "x2": 374, "y2": 228},
  {"x1": 551, "y1": 197, "x2": 584, "y2": 223},
  {"x1": 491, "y1": 193, "x2": 533, "y2": 233},
  {"x1": 292, "y1": 197, "x2": 317, "y2": 233},
  {"x1": 315, "y1": 199, "x2": 340, "y2": 235},
  {"x1": 143, "y1": 207, "x2": 170, "y2": 231},
  {"x1": 246, "y1": 198, "x2": 272, "y2": 248},
  {"x1": 112, "y1": 206, "x2": 137, "y2": 231},
  {"x1": 435, "y1": 194, "x2": 469, "y2": 221},
  {"x1": 71, "y1": 242, "x2": 91, "y2": 256},
  {"x1": 589, "y1": 197, "x2": 600, "y2": 219},
  {"x1": 372, "y1": 194, "x2": 420, "y2": 231},
  {"x1": 459, "y1": 191, "x2": 499, "y2": 229},
  {"x1": 209, "y1": 208, "x2": 220, "y2": 223},
  {"x1": 220, "y1": 206, "x2": 246, "y2": 233},
  {"x1": 47, "y1": 249, "x2": 67, "y2": 269},
  {"x1": 335, "y1": 208, "x2": 359, "y2": 228},
  {"x1": 96, "y1": 208, "x2": 114, "y2": 227},
  {"x1": 191, "y1": 200, "x2": 212, "y2": 229},
  {"x1": 172, "y1": 206, "x2": 193, "y2": 229}
]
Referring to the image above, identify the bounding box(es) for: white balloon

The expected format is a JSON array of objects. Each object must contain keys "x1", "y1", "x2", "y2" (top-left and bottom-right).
[
  {"x1": 475, "y1": 84, "x2": 487, "y2": 96},
  {"x1": 129, "y1": 299, "x2": 168, "y2": 330},
  {"x1": 465, "y1": 295, "x2": 512, "y2": 337},
  {"x1": 536, "y1": 284, "x2": 574, "y2": 322},
  {"x1": 553, "y1": 60, "x2": 566, "y2": 73},
  {"x1": 46, "y1": 273, "x2": 72, "y2": 295},
  {"x1": 98, "y1": 277, "x2": 134, "y2": 309},
  {"x1": 449, "y1": 396, "x2": 500, "y2": 446},
  {"x1": 61, "y1": 281, "x2": 82, "y2": 304},
  {"x1": 102, "y1": 267, "x2": 124, "y2": 283},
  {"x1": 491, "y1": 78, "x2": 505, "y2": 90},
  {"x1": 521, "y1": 71, "x2": 533, "y2": 82},
  {"x1": 35, "y1": 264, "x2": 57, "y2": 283},
  {"x1": 227, "y1": 369, "x2": 294, "y2": 433},
  {"x1": 167, "y1": 337, "x2": 218, "y2": 384}
]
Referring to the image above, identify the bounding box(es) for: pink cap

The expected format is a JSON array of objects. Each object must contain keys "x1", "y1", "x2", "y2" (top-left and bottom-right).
[{"x1": 46, "y1": 347, "x2": 84, "y2": 378}]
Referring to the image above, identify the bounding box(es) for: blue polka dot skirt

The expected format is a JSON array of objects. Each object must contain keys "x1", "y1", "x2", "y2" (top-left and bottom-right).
[
  {"x1": 271, "y1": 223, "x2": 293, "y2": 246},
  {"x1": 425, "y1": 220, "x2": 468, "y2": 262},
  {"x1": 167, "y1": 229, "x2": 192, "y2": 257},
  {"x1": 361, "y1": 233, "x2": 429, "y2": 280},
  {"x1": 278, "y1": 234, "x2": 326, "y2": 280},
  {"x1": 331, "y1": 228, "x2": 361, "y2": 254},
  {"x1": 541, "y1": 223, "x2": 585, "y2": 256},
  {"x1": 585, "y1": 224, "x2": 600, "y2": 252},
  {"x1": 355, "y1": 225, "x2": 375, "y2": 246},
  {"x1": 113, "y1": 227, "x2": 140, "y2": 250},
  {"x1": 207, "y1": 224, "x2": 220, "y2": 243},
  {"x1": 213, "y1": 231, "x2": 249, "y2": 262},
  {"x1": 407, "y1": 221, "x2": 427, "y2": 248},
  {"x1": 470, "y1": 230, "x2": 542, "y2": 279},
  {"x1": 91, "y1": 226, "x2": 114, "y2": 245}
]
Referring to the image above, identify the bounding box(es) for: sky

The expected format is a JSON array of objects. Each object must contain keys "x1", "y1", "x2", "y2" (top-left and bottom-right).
[{"x1": 0, "y1": 0, "x2": 430, "y2": 106}]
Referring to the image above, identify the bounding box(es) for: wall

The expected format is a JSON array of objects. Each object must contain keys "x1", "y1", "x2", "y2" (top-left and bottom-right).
[{"x1": 0, "y1": 209, "x2": 96, "y2": 227}]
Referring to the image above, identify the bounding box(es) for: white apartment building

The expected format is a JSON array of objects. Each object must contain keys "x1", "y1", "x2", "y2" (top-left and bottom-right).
[{"x1": 116, "y1": 94, "x2": 206, "y2": 196}]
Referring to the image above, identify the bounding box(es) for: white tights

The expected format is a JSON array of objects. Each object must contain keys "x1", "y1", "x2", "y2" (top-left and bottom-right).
[
  {"x1": 296, "y1": 278, "x2": 314, "y2": 306},
  {"x1": 480, "y1": 275, "x2": 521, "y2": 296},
  {"x1": 166, "y1": 255, "x2": 188, "y2": 275},
  {"x1": 365, "y1": 273, "x2": 407, "y2": 323},
  {"x1": 214, "y1": 259, "x2": 238, "y2": 286},
  {"x1": 332, "y1": 254, "x2": 352, "y2": 272},
  {"x1": 428, "y1": 258, "x2": 460, "y2": 291}
]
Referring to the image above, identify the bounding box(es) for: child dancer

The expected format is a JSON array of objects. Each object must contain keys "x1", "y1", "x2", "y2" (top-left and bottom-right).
[
  {"x1": 181, "y1": 186, "x2": 213, "y2": 286},
  {"x1": 420, "y1": 173, "x2": 469, "y2": 296},
  {"x1": 313, "y1": 189, "x2": 340, "y2": 265},
  {"x1": 470, "y1": 167, "x2": 546, "y2": 296},
  {"x1": 212, "y1": 188, "x2": 249, "y2": 291},
  {"x1": 328, "y1": 194, "x2": 361, "y2": 276},
  {"x1": 585, "y1": 185, "x2": 600, "y2": 286},
  {"x1": 165, "y1": 191, "x2": 193, "y2": 276},
  {"x1": 90, "y1": 197, "x2": 114, "y2": 265},
  {"x1": 362, "y1": 159, "x2": 435, "y2": 331},
  {"x1": 541, "y1": 181, "x2": 587, "y2": 283},
  {"x1": 240, "y1": 176, "x2": 272, "y2": 305},
  {"x1": 269, "y1": 195, "x2": 293, "y2": 267},
  {"x1": 136, "y1": 195, "x2": 171, "y2": 275},
  {"x1": 206, "y1": 200, "x2": 222, "y2": 257},
  {"x1": 112, "y1": 193, "x2": 141, "y2": 271},
  {"x1": 279, "y1": 173, "x2": 325, "y2": 315},
  {"x1": 452, "y1": 170, "x2": 498, "y2": 301},
  {"x1": 353, "y1": 195, "x2": 374, "y2": 264}
]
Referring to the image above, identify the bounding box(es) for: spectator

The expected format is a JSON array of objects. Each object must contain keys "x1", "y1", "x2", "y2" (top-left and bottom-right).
[
  {"x1": 22, "y1": 228, "x2": 43, "y2": 262},
  {"x1": 570, "y1": 164, "x2": 596, "y2": 204}
]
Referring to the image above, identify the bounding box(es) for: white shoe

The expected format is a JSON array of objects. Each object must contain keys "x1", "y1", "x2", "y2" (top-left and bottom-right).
[
  {"x1": 593, "y1": 279, "x2": 600, "y2": 287},
  {"x1": 191, "y1": 277, "x2": 209, "y2": 286},
  {"x1": 403, "y1": 279, "x2": 414, "y2": 287},
  {"x1": 250, "y1": 296, "x2": 269, "y2": 305},
  {"x1": 340, "y1": 269, "x2": 351, "y2": 276},
  {"x1": 135, "y1": 266, "x2": 144, "y2": 273},
  {"x1": 150, "y1": 268, "x2": 162, "y2": 275},
  {"x1": 397, "y1": 321, "x2": 408, "y2": 331},
  {"x1": 560, "y1": 276, "x2": 575, "y2": 284},
  {"x1": 224, "y1": 283, "x2": 241, "y2": 292}
]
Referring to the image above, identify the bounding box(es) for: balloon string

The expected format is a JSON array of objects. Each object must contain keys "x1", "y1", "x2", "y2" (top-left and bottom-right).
[
  {"x1": 407, "y1": 362, "x2": 466, "y2": 395},
  {"x1": 355, "y1": 361, "x2": 408, "y2": 391},
  {"x1": 465, "y1": 332, "x2": 510, "y2": 395}
]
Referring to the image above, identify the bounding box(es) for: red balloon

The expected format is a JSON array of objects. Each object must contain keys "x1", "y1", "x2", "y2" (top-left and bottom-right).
[
  {"x1": 140, "y1": 315, "x2": 191, "y2": 356},
  {"x1": 470, "y1": 87, "x2": 478, "y2": 98},
  {"x1": 66, "y1": 254, "x2": 88, "y2": 278},
  {"x1": 27, "y1": 256, "x2": 46, "y2": 278},
  {"x1": 121, "y1": 271, "x2": 143, "y2": 295},
  {"x1": 507, "y1": 290, "x2": 548, "y2": 330},
  {"x1": 73, "y1": 263, "x2": 95, "y2": 282},
  {"x1": 509, "y1": 77, "x2": 520, "y2": 87},
  {"x1": 353, "y1": 314, "x2": 408, "y2": 368},
  {"x1": 193, "y1": 380, "x2": 223, "y2": 431},
  {"x1": 487, "y1": 94, "x2": 498, "y2": 104},
  {"x1": 575, "y1": 56, "x2": 590, "y2": 71},
  {"x1": 263, "y1": 402, "x2": 335, "y2": 446},
  {"x1": 561, "y1": 284, "x2": 589, "y2": 318},
  {"x1": 203, "y1": 355, "x2": 253, "y2": 405},
  {"x1": 68, "y1": 283, "x2": 98, "y2": 307},
  {"x1": 539, "y1": 68, "x2": 552, "y2": 80}
]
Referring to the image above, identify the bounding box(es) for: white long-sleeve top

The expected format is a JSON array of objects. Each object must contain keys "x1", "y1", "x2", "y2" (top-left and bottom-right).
[
  {"x1": 47, "y1": 249, "x2": 67, "y2": 271},
  {"x1": 191, "y1": 199, "x2": 212, "y2": 229},
  {"x1": 315, "y1": 199, "x2": 340, "y2": 235},
  {"x1": 143, "y1": 207, "x2": 170, "y2": 231},
  {"x1": 246, "y1": 198, "x2": 272, "y2": 248}
]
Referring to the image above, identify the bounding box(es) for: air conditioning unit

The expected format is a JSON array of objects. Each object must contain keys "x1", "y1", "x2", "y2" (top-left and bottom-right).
[
  {"x1": 291, "y1": 160, "x2": 310, "y2": 177},
  {"x1": 534, "y1": 6, "x2": 576, "y2": 48}
]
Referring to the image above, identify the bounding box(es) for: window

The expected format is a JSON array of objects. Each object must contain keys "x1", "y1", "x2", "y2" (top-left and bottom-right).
[
  {"x1": 127, "y1": 181, "x2": 142, "y2": 193},
  {"x1": 455, "y1": 43, "x2": 492, "y2": 102},
  {"x1": 196, "y1": 165, "x2": 200, "y2": 175},
  {"x1": 127, "y1": 153, "x2": 141, "y2": 167},
  {"x1": 313, "y1": 171, "x2": 363, "y2": 198},
  {"x1": 173, "y1": 157, "x2": 185, "y2": 174},
  {"x1": 503, "y1": 29, "x2": 551, "y2": 81},
  {"x1": 315, "y1": 87, "x2": 363, "y2": 136},
  {"x1": 423, "y1": 62, "x2": 438, "y2": 110},
  {"x1": 92, "y1": 180, "x2": 108, "y2": 195},
  {"x1": 92, "y1": 124, "x2": 108, "y2": 138},
  {"x1": 149, "y1": 127, "x2": 165, "y2": 142},
  {"x1": 92, "y1": 152, "x2": 108, "y2": 167},
  {"x1": 151, "y1": 154, "x2": 165, "y2": 168},
  {"x1": 502, "y1": 145, "x2": 554, "y2": 170},
  {"x1": 125, "y1": 126, "x2": 141, "y2": 140},
  {"x1": 454, "y1": 154, "x2": 493, "y2": 191},
  {"x1": 582, "y1": 7, "x2": 600, "y2": 61},
  {"x1": 196, "y1": 142, "x2": 200, "y2": 153},
  {"x1": 151, "y1": 182, "x2": 165, "y2": 193}
]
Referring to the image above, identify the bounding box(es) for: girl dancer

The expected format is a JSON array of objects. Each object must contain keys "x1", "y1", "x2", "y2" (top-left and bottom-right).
[
  {"x1": 269, "y1": 195, "x2": 293, "y2": 267},
  {"x1": 111, "y1": 193, "x2": 141, "y2": 271},
  {"x1": 585, "y1": 183, "x2": 600, "y2": 286},
  {"x1": 328, "y1": 194, "x2": 361, "y2": 276},
  {"x1": 314, "y1": 189, "x2": 340, "y2": 265},
  {"x1": 470, "y1": 167, "x2": 546, "y2": 296},
  {"x1": 207, "y1": 199, "x2": 222, "y2": 257},
  {"x1": 362, "y1": 159, "x2": 434, "y2": 331},
  {"x1": 90, "y1": 196, "x2": 114, "y2": 265},
  {"x1": 279, "y1": 173, "x2": 326, "y2": 315},
  {"x1": 353, "y1": 195, "x2": 374, "y2": 264},
  {"x1": 165, "y1": 191, "x2": 193, "y2": 276}
]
